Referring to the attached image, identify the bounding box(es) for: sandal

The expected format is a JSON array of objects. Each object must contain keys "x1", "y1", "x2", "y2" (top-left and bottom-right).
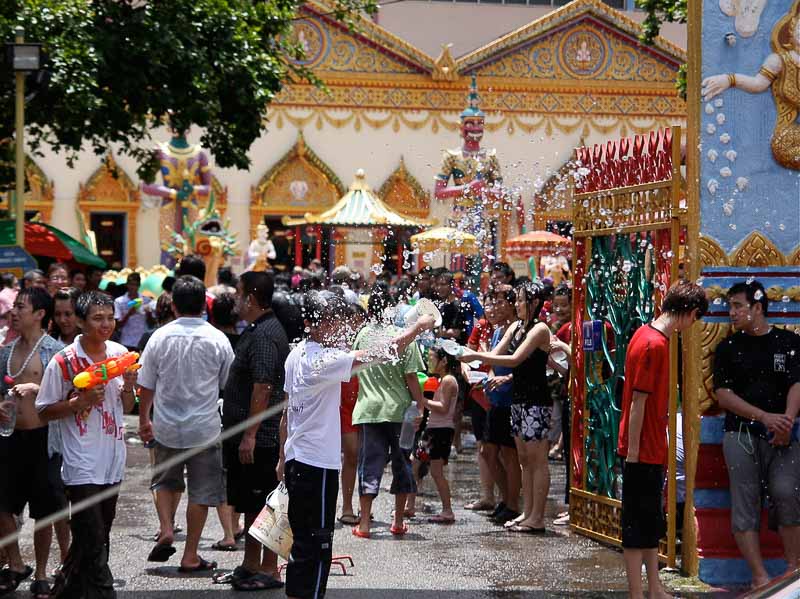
[
  {"x1": 464, "y1": 500, "x2": 494, "y2": 511},
  {"x1": 508, "y1": 524, "x2": 546, "y2": 534},
  {"x1": 0, "y1": 566, "x2": 33, "y2": 594},
  {"x1": 147, "y1": 543, "x2": 176, "y2": 563},
  {"x1": 337, "y1": 514, "x2": 359, "y2": 526},
  {"x1": 30, "y1": 579, "x2": 51, "y2": 599},
  {"x1": 178, "y1": 557, "x2": 217, "y2": 573},
  {"x1": 212, "y1": 566, "x2": 254, "y2": 585},
  {"x1": 428, "y1": 514, "x2": 455, "y2": 524},
  {"x1": 351, "y1": 527, "x2": 370, "y2": 539},
  {"x1": 233, "y1": 529, "x2": 246, "y2": 541},
  {"x1": 210, "y1": 541, "x2": 237, "y2": 551},
  {"x1": 232, "y1": 572, "x2": 284, "y2": 591},
  {"x1": 390, "y1": 524, "x2": 409, "y2": 536}
]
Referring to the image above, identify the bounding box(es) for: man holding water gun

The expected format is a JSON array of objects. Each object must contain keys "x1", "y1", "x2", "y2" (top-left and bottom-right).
[
  {"x1": 114, "y1": 273, "x2": 154, "y2": 351},
  {"x1": 37, "y1": 291, "x2": 139, "y2": 599}
]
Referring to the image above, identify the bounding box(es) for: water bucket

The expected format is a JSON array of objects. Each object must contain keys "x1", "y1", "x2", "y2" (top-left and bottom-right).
[
  {"x1": 248, "y1": 483, "x2": 293, "y2": 559},
  {"x1": 404, "y1": 298, "x2": 442, "y2": 327}
]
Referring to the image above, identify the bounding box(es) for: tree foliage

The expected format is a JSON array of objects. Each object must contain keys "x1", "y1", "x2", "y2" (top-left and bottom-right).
[
  {"x1": 635, "y1": 0, "x2": 687, "y2": 98},
  {"x1": 0, "y1": 0, "x2": 375, "y2": 183}
]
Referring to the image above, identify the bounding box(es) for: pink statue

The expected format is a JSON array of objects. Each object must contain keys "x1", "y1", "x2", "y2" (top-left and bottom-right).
[{"x1": 141, "y1": 127, "x2": 211, "y2": 262}]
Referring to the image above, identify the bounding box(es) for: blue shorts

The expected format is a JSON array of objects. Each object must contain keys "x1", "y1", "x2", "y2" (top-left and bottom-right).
[{"x1": 357, "y1": 422, "x2": 416, "y2": 496}]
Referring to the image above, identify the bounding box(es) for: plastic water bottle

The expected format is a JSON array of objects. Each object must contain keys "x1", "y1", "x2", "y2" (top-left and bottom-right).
[
  {"x1": 0, "y1": 394, "x2": 17, "y2": 437},
  {"x1": 399, "y1": 404, "x2": 420, "y2": 450}
]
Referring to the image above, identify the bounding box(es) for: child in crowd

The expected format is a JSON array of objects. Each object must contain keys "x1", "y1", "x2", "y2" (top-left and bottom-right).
[{"x1": 419, "y1": 347, "x2": 461, "y2": 524}]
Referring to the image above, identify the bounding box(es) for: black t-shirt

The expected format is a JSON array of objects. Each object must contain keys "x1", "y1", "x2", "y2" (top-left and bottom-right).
[
  {"x1": 439, "y1": 298, "x2": 470, "y2": 345},
  {"x1": 713, "y1": 327, "x2": 800, "y2": 435}
]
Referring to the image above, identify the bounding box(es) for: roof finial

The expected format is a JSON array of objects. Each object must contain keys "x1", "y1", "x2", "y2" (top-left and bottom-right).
[{"x1": 460, "y1": 74, "x2": 485, "y2": 120}]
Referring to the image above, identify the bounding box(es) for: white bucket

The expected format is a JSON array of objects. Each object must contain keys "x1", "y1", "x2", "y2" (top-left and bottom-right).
[
  {"x1": 249, "y1": 483, "x2": 293, "y2": 559},
  {"x1": 404, "y1": 298, "x2": 442, "y2": 327}
]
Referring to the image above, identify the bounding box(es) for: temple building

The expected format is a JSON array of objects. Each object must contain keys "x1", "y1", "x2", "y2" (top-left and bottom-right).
[{"x1": 13, "y1": 0, "x2": 685, "y2": 271}]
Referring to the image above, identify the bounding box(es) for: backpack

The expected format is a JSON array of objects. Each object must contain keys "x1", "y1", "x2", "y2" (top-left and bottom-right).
[{"x1": 53, "y1": 346, "x2": 90, "y2": 387}]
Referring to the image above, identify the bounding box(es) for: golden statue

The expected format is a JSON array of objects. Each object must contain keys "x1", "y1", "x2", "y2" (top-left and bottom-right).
[{"x1": 702, "y1": 0, "x2": 800, "y2": 169}]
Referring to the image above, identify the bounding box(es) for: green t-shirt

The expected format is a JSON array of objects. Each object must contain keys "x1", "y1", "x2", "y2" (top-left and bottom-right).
[{"x1": 351, "y1": 324, "x2": 425, "y2": 425}]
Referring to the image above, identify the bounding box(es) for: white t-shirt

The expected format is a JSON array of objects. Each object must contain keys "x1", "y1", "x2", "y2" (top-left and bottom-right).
[
  {"x1": 138, "y1": 317, "x2": 234, "y2": 449},
  {"x1": 283, "y1": 340, "x2": 354, "y2": 470},
  {"x1": 114, "y1": 294, "x2": 152, "y2": 348},
  {"x1": 36, "y1": 336, "x2": 129, "y2": 486}
]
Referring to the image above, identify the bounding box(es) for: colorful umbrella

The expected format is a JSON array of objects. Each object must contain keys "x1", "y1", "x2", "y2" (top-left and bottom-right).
[
  {"x1": 0, "y1": 220, "x2": 106, "y2": 268},
  {"x1": 410, "y1": 227, "x2": 477, "y2": 254},
  {"x1": 504, "y1": 230, "x2": 571, "y2": 258}
]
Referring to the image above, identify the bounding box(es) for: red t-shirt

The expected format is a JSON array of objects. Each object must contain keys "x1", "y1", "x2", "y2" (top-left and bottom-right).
[
  {"x1": 617, "y1": 324, "x2": 670, "y2": 465},
  {"x1": 467, "y1": 318, "x2": 492, "y2": 351}
]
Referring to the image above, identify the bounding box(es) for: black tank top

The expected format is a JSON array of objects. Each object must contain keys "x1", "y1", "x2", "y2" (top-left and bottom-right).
[{"x1": 508, "y1": 322, "x2": 551, "y2": 407}]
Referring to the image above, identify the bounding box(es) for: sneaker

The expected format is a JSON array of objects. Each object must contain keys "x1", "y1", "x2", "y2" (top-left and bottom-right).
[{"x1": 489, "y1": 502, "x2": 507, "y2": 519}]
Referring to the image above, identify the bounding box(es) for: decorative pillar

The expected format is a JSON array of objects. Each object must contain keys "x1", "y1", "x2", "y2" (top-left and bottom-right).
[
  {"x1": 294, "y1": 225, "x2": 302, "y2": 267},
  {"x1": 315, "y1": 225, "x2": 322, "y2": 261},
  {"x1": 689, "y1": 0, "x2": 800, "y2": 585}
]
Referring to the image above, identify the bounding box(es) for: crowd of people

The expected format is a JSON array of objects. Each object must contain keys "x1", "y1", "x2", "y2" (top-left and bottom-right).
[{"x1": 0, "y1": 255, "x2": 796, "y2": 599}]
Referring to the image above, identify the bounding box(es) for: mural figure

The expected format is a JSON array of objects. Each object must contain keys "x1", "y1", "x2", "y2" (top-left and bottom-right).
[
  {"x1": 246, "y1": 223, "x2": 277, "y2": 272},
  {"x1": 719, "y1": 0, "x2": 769, "y2": 38},
  {"x1": 702, "y1": 0, "x2": 800, "y2": 169},
  {"x1": 576, "y1": 40, "x2": 592, "y2": 62},
  {"x1": 142, "y1": 126, "x2": 212, "y2": 262}
]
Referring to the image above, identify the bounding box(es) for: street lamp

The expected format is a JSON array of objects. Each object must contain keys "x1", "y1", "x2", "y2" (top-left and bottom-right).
[{"x1": 6, "y1": 27, "x2": 42, "y2": 249}]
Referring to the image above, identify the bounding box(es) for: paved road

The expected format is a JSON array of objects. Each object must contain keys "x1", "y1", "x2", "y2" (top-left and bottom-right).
[{"x1": 14, "y1": 416, "x2": 728, "y2": 597}]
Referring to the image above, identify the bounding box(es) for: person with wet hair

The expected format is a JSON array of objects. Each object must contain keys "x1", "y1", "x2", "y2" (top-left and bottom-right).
[
  {"x1": 715, "y1": 279, "x2": 800, "y2": 589},
  {"x1": 617, "y1": 280, "x2": 707, "y2": 599},
  {"x1": 278, "y1": 292, "x2": 435, "y2": 599},
  {"x1": 459, "y1": 281, "x2": 568, "y2": 535}
]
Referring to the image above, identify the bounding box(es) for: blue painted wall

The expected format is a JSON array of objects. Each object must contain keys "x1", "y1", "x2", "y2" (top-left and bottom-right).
[{"x1": 701, "y1": 0, "x2": 800, "y2": 255}]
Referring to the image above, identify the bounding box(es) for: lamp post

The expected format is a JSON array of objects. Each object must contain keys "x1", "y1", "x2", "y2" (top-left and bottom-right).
[{"x1": 6, "y1": 27, "x2": 42, "y2": 249}]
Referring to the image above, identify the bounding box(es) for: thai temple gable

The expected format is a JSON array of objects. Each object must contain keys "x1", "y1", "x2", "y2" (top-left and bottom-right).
[
  {"x1": 377, "y1": 157, "x2": 430, "y2": 219},
  {"x1": 458, "y1": 0, "x2": 686, "y2": 76},
  {"x1": 287, "y1": 0, "x2": 436, "y2": 78}
]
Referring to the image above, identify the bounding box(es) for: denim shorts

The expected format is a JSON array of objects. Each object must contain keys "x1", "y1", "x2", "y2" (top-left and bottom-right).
[{"x1": 357, "y1": 422, "x2": 416, "y2": 496}]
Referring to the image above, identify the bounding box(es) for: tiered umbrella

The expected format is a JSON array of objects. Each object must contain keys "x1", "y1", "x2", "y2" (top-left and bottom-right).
[
  {"x1": 504, "y1": 230, "x2": 571, "y2": 258},
  {"x1": 409, "y1": 227, "x2": 477, "y2": 254}
]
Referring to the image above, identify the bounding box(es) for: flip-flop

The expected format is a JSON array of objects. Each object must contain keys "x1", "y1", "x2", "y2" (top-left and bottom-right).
[
  {"x1": 30, "y1": 579, "x2": 51, "y2": 599},
  {"x1": 351, "y1": 527, "x2": 370, "y2": 539},
  {"x1": 0, "y1": 565, "x2": 33, "y2": 593},
  {"x1": 232, "y1": 572, "x2": 284, "y2": 591},
  {"x1": 233, "y1": 529, "x2": 246, "y2": 541},
  {"x1": 337, "y1": 514, "x2": 359, "y2": 526},
  {"x1": 212, "y1": 566, "x2": 254, "y2": 585},
  {"x1": 509, "y1": 525, "x2": 546, "y2": 534},
  {"x1": 428, "y1": 515, "x2": 455, "y2": 524},
  {"x1": 464, "y1": 500, "x2": 494, "y2": 511},
  {"x1": 390, "y1": 524, "x2": 409, "y2": 536},
  {"x1": 147, "y1": 543, "x2": 176, "y2": 563},
  {"x1": 504, "y1": 515, "x2": 526, "y2": 529},
  {"x1": 210, "y1": 541, "x2": 237, "y2": 551},
  {"x1": 178, "y1": 557, "x2": 217, "y2": 573}
]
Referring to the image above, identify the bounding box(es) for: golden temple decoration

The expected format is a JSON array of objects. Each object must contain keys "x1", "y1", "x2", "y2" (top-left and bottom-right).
[
  {"x1": 698, "y1": 235, "x2": 729, "y2": 267},
  {"x1": 731, "y1": 231, "x2": 786, "y2": 267},
  {"x1": 789, "y1": 245, "x2": 800, "y2": 266},
  {"x1": 432, "y1": 44, "x2": 458, "y2": 82},
  {"x1": 249, "y1": 132, "x2": 344, "y2": 239},
  {"x1": 0, "y1": 156, "x2": 54, "y2": 222},
  {"x1": 699, "y1": 321, "x2": 731, "y2": 414},
  {"x1": 77, "y1": 154, "x2": 140, "y2": 267},
  {"x1": 458, "y1": 0, "x2": 685, "y2": 72},
  {"x1": 211, "y1": 176, "x2": 228, "y2": 216},
  {"x1": 377, "y1": 157, "x2": 430, "y2": 219},
  {"x1": 532, "y1": 148, "x2": 581, "y2": 231}
]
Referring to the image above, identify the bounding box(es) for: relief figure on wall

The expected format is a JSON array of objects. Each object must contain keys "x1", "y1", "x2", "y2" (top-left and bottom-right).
[{"x1": 702, "y1": 0, "x2": 800, "y2": 170}]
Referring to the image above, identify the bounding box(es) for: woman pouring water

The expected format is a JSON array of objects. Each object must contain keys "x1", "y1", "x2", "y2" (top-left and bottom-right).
[{"x1": 457, "y1": 281, "x2": 570, "y2": 534}]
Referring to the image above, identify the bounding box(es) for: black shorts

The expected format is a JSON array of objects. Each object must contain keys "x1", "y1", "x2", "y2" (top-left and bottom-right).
[
  {"x1": 485, "y1": 405, "x2": 515, "y2": 448},
  {"x1": 470, "y1": 403, "x2": 488, "y2": 443},
  {"x1": 621, "y1": 461, "x2": 665, "y2": 549},
  {"x1": 0, "y1": 426, "x2": 64, "y2": 519},
  {"x1": 285, "y1": 459, "x2": 338, "y2": 599},
  {"x1": 223, "y1": 442, "x2": 279, "y2": 515},
  {"x1": 423, "y1": 427, "x2": 454, "y2": 462}
]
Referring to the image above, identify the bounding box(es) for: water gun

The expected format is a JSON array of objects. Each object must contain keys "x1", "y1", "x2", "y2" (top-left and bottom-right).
[
  {"x1": 73, "y1": 352, "x2": 141, "y2": 390},
  {"x1": 127, "y1": 298, "x2": 143, "y2": 310}
]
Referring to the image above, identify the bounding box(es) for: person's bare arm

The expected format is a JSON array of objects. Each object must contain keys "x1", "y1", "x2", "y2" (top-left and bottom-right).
[
  {"x1": 625, "y1": 391, "x2": 648, "y2": 462},
  {"x1": 137, "y1": 387, "x2": 155, "y2": 442},
  {"x1": 120, "y1": 370, "x2": 137, "y2": 414},
  {"x1": 40, "y1": 386, "x2": 103, "y2": 422},
  {"x1": 461, "y1": 322, "x2": 549, "y2": 368},
  {"x1": 716, "y1": 387, "x2": 792, "y2": 434},
  {"x1": 276, "y1": 402, "x2": 288, "y2": 481},
  {"x1": 351, "y1": 315, "x2": 435, "y2": 373}
]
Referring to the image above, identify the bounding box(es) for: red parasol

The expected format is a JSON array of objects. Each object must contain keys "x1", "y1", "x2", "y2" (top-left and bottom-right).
[{"x1": 504, "y1": 230, "x2": 571, "y2": 258}]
